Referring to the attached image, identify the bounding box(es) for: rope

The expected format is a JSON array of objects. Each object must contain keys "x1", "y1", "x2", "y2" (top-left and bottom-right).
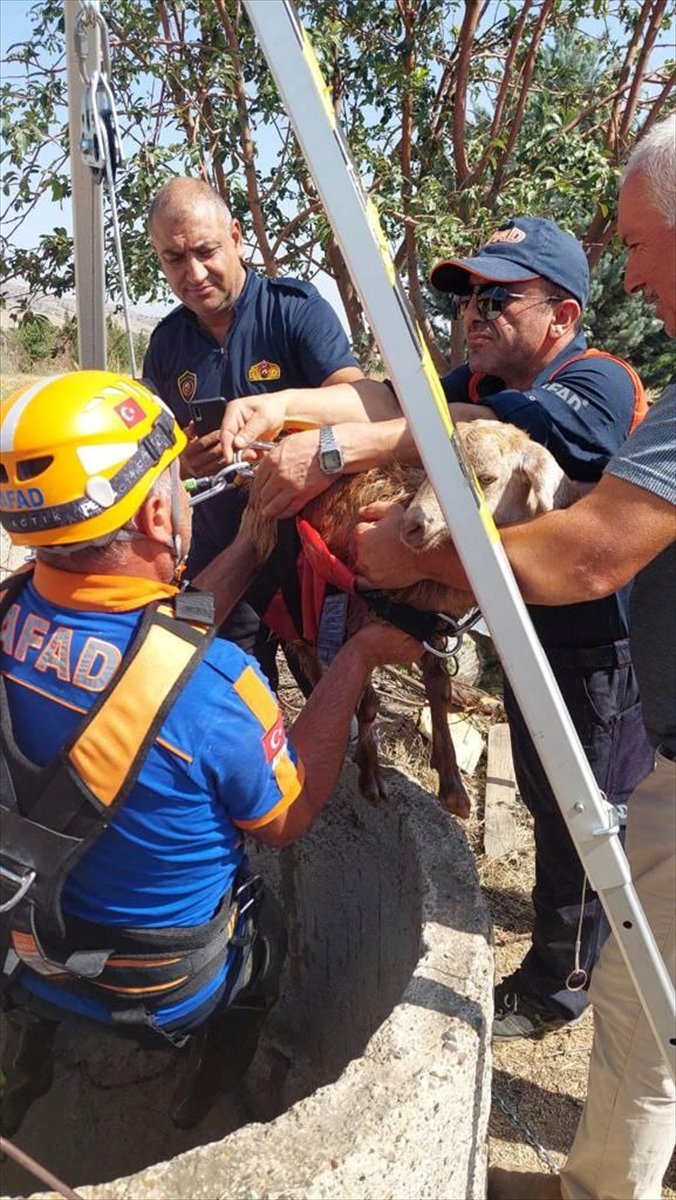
[
  {"x1": 492, "y1": 1090, "x2": 561, "y2": 1174},
  {"x1": 0, "y1": 1136, "x2": 83, "y2": 1200}
]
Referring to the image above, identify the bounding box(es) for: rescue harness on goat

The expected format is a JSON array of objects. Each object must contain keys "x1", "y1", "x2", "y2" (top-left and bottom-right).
[
  {"x1": 0, "y1": 570, "x2": 253, "y2": 1044},
  {"x1": 185, "y1": 443, "x2": 479, "y2": 657},
  {"x1": 292, "y1": 517, "x2": 480, "y2": 657}
]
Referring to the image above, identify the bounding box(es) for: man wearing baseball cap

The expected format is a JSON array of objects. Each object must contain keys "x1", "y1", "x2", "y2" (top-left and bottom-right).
[
  {"x1": 221, "y1": 214, "x2": 655, "y2": 1043},
  {"x1": 419, "y1": 216, "x2": 655, "y2": 1040}
]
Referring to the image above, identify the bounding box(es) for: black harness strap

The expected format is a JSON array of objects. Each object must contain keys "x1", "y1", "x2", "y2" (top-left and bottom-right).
[
  {"x1": 359, "y1": 589, "x2": 473, "y2": 645},
  {"x1": 0, "y1": 575, "x2": 240, "y2": 1022}
]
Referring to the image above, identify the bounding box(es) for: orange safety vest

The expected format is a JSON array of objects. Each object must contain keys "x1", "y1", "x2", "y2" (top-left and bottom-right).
[{"x1": 468, "y1": 348, "x2": 648, "y2": 434}]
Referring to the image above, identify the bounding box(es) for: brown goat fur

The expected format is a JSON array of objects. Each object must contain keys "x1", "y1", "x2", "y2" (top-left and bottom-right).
[{"x1": 243, "y1": 421, "x2": 585, "y2": 817}]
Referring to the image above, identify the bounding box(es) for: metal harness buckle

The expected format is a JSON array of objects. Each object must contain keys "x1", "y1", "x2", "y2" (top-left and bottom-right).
[
  {"x1": 0, "y1": 860, "x2": 36, "y2": 914},
  {"x1": 422, "y1": 608, "x2": 482, "y2": 657}
]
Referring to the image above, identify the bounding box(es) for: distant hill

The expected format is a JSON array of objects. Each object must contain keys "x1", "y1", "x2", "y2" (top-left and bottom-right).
[{"x1": 0, "y1": 280, "x2": 171, "y2": 335}]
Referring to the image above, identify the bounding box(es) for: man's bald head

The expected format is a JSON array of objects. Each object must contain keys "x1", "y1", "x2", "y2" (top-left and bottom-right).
[
  {"x1": 149, "y1": 179, "x2": 246, "y2": 335},
  {"x1": 148, "y1": 179, "x2": 233, "y2": 234}
]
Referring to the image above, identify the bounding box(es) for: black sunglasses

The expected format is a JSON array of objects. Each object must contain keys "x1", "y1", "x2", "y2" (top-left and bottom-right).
[{"x1": 450, "y1": 284, "x2": 564, "y2": 322}]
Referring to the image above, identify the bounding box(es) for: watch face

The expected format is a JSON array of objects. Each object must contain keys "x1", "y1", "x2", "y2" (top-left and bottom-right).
[{"x1": 321, "y1": 448, "x2": 343, "y2": 473}]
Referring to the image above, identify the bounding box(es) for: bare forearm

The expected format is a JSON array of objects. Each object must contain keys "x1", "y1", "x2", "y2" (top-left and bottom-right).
[
  {"x1": 426, "y1": 477, "x2": 676, "y2": 605},
  {"x1": 449, "y1": 401, "x2": 497, "y2": 423},
  {"x1": 416, "y1": 511, "x2": 652, "y2": 605},
  {"x1": 502, "y1": 509, "x2": 639, "y2": 604},
  {"x1": 339, "y1": 418, "x2": 421, "y2": 471},
  {"x1": 287, "y1": 637, "x2": 376, "y2": 828},
  {"x1": 285, "y1": 379, "x2": 400, "y2": 426},
  {"x1": 192, "y1": 530, "x2": 263, "y2": 627}
]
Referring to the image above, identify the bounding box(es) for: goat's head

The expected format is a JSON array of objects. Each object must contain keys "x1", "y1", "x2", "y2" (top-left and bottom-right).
[{"x1": 401, "y1": 420, "x2": 566, "y2": 550}]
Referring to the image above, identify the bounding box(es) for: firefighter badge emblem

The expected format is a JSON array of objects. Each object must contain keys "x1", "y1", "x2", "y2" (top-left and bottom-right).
[
  {"x1": 247, "y1": 360, "x2": 281, "y2": 383},
  {"x1": 177, "y1": 370, "x2": 197, "y2": 403}
]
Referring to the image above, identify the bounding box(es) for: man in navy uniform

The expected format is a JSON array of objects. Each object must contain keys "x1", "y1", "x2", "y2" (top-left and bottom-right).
[{"x1": 143, "y1": 178, "x2": 362, "y2": 680}]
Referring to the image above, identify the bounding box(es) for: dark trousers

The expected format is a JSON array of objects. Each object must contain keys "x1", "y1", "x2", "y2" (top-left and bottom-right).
[
  {"x1": 1, "y1": 889, "x2": 287, "y2": 1134},
  {"x1": 503, "y1": 639, "x2": 654, "y2": 1020}
]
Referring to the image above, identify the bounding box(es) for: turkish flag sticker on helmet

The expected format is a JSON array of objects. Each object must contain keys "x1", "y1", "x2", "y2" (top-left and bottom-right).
[
  {"x1": 262, "y1": 711, "x2": 287, "y2": 763},
  {"x1": 114, "y1": 398, "x2": 146, "y2": 428}
]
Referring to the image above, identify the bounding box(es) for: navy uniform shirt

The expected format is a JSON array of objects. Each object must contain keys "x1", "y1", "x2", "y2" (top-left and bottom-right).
[
  {"x1": 143, "y1": 268, "x2": 359, "y2": 566},
  {"x1": 441, "y1": 334, "x2": 645, "y2": 647}
]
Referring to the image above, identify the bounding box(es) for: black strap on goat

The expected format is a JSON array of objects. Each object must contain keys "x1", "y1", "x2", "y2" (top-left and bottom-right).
[
  {"x1": 359, "y1": 589, "x2": 480, "y2": 646},
  {"x1": 0, "y1": 571, "x2": 243, "y2": 1038}
]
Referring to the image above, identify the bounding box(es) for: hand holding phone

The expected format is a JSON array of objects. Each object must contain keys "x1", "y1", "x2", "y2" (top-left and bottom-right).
[{"x1": 181, "y1": 422, "x2": 228, "y2": 478}]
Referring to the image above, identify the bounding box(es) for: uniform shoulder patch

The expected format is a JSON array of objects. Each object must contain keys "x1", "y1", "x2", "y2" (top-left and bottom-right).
[{"x1": 262, "y1": 711, "x2": 287, "y2": 762}]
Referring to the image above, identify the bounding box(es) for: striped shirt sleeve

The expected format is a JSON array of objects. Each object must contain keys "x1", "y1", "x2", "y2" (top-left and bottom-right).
[{"x1": 604, "y1": 384, "x2": 676, "y2": 506}]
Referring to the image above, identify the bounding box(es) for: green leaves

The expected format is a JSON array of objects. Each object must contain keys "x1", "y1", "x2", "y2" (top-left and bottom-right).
[{"x1": 0, "y1": 0, "x2": 673, "y2": 366}]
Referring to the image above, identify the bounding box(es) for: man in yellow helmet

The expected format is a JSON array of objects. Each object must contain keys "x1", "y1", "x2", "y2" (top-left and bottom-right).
[{"x1": 0, "y1": 371, "x2": 420, "y2": 1132}]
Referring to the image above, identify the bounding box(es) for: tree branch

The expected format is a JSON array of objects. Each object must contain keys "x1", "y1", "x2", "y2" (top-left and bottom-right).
[
  {"x1": 606, "y1": 0, "x2": 653, "y2": 154},
  {"x1": 618, "y1": 0, "x2": 669, "y2": 152},
  {"x1": 212, "y1": 0, "x2": 278, "y2": 274},
  {"x1": 489, "y1": 0, "x2": 532, "y2": 139},
  {"x1": 486, "y1": 0, "x2": 555, "y2": 206},
  {"x1": 270, "y1": 201, "x2": 322, "y2": 260},
  {"x1": 452, "y1": 1, "x2": 482, "y2": 186},
  {"x1": 632, "y1": 70, "x2": 676, "y2": 146},
  {"x1": 395, "y1": 0, "x2": 449, "y2": 372}
]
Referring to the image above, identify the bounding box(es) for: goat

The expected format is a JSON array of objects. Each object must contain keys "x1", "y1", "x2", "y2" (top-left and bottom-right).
[{"x1": 244, "y1": 421, "x2": 586, "y2": 818}]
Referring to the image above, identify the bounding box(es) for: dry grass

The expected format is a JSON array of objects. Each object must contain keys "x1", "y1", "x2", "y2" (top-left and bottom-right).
[{"x1": 0, "y1": 372, "x2": 43, "y2": 401}]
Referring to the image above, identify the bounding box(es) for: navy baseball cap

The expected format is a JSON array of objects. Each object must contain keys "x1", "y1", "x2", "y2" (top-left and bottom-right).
[{"x1": 430, "y1": 216, "x2": 589, "y2": 309}]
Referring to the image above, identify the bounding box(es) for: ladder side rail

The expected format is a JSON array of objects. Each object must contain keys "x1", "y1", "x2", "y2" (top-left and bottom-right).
[{"x1": 64, "y1": 0, "x2": 107, "y2": 369}]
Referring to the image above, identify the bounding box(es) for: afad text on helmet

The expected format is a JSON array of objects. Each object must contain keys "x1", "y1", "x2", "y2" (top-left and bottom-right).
[{"x1": 0, "y1": 487, "x2": 45, "y2": 511}]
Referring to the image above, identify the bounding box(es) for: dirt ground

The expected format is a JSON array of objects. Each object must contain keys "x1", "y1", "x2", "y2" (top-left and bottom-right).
[{"x1": 352, "y1": 653, "x2": 676, "y2": 1199}]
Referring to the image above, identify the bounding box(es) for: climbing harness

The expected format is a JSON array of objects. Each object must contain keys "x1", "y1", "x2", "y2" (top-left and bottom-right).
[
  {"x1": 73, "y1": 2, "x2": 136, "y2": 376},
  {"x1": 0, "y1": 571, "x2": 249, "y2": 1043}
]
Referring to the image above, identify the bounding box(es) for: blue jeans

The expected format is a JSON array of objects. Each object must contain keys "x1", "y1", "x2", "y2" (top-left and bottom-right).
[{"x1": 503, "y1": 639, "x2": 654, "y2": 1020}]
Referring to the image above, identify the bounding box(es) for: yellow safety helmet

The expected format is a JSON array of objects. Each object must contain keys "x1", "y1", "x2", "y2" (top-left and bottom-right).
[{"x1": 0, "y1": 371, "x2": 186, "y2": 548}]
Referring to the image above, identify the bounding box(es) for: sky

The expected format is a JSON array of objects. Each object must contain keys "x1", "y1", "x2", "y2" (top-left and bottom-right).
[
  {"x1": 0, "y1": 0, "x2": 352, "y2": 323},
  {"x1": 1, "y1": 0, "x2": 674, "y2": 325}
]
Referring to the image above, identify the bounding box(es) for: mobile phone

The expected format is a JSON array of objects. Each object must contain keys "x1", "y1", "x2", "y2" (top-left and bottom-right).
[{"x1": 185, "y1": 395, "x2": 227, "y2": 434}]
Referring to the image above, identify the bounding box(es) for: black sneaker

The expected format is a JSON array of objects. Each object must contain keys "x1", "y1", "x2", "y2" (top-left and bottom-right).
[{"x1": 493, "y1": 973, "x2": 587, "y2": 1040}]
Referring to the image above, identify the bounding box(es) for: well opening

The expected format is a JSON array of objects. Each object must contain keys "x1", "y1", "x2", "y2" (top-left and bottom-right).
[{"x1": 1, "y1": 768, "x2": 425, "y2": 1195}]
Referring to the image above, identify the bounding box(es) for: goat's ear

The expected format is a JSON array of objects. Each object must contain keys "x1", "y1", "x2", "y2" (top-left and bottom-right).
[{"x1": 519, "y1": 441, "x2": 563, "y2": 513}]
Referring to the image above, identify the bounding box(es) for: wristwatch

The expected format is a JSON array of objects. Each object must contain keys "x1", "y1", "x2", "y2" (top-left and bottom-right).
[{"x1": 318, "y1": 425, "x2": 345, "y2": 475}]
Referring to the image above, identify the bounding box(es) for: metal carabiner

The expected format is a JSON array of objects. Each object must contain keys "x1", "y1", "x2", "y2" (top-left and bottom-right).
[
  {"x1": 422, "y1": 610, "x2": 467, "y2": 657},
  {"x1": 233, "y1": 440, "x2": 276, "y2": 465},
  {"x1": 422, "y1": 630, "x2": 463, "y2": 660},
  {"x1": 80, "y1": 72, "x2": 123, "y2": 184},
  {"x1": 185, "y1": 462, "x2": 256, "y2": 507},
  {"x1": 0, "y1": 862, "x2": 36, "y2": 914},
  {"x1": 74, "y1": 1, "x2": 112, "y2": 86}
]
